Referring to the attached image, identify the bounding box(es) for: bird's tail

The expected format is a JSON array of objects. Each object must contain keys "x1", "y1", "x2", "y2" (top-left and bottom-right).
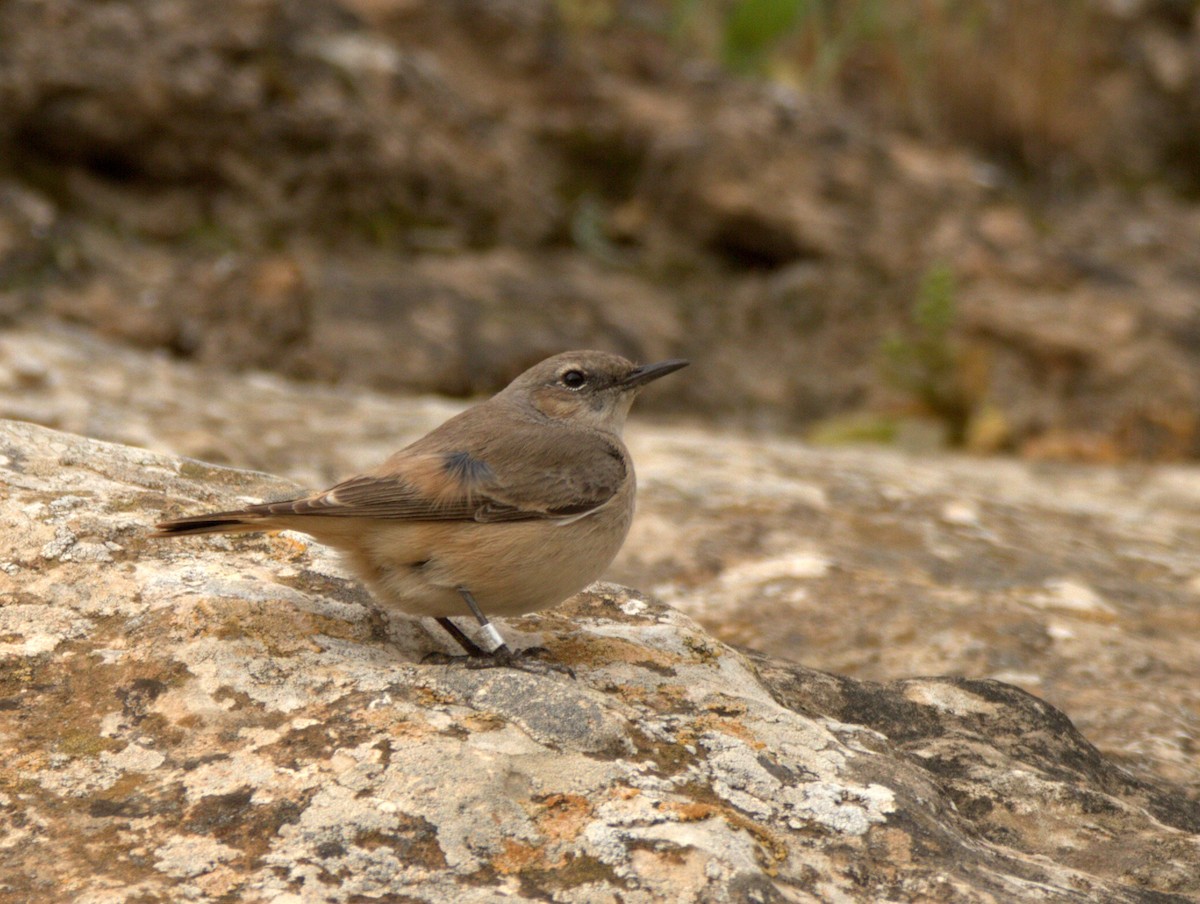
[{"x1": 152, "y1": 510, "x2": 272, "y2": 537}]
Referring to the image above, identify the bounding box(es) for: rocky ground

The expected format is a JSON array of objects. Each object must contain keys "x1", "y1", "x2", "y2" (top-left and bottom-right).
[
  {"x1": 4, "y1": 413, "x2": 1200, "y2": 902},
  {"x1": 2, "y1": 324, "x2": 1199, "y2": 901}
]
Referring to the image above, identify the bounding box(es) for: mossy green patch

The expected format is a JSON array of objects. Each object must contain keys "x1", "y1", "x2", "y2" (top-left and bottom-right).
[{"x1": 57, "y1": 730, "x2": 122, "y2": 758}]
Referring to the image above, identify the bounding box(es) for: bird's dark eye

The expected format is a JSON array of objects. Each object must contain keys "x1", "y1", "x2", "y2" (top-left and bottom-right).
[{"x1": 560, "y1": 369, "x2": 587, "y2": 390}]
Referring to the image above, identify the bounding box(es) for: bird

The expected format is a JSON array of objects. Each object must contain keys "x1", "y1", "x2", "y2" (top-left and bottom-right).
[{"x1": 154, "y1": 350, "x2": 688, "y2": 665}]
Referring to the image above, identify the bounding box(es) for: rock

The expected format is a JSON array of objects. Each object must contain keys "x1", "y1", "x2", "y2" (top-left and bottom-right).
[
  {"x1": 2, "y1": 416, "x2": 1199, "y2": 899},
  {"x1": 634, "y1": 427, "x2": 1200, "y2": 799},
  {"x1": 5, "y1": 323, "x2": 1200, "y2": 804},
  {"x1": 4, "y1": 323, "x2": 1200, "y2": 806},
  {"x1": 0, "y1": 0, "x2": 560, "y2": 248},
  {"x1": 958, "y1": 278, "x2": 1200, "y2": 460}
]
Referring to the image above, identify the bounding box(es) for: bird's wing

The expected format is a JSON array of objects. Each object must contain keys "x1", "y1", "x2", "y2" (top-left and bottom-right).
[{"x1": 250, "y1": 425, "x2": 628, "y2": 524}]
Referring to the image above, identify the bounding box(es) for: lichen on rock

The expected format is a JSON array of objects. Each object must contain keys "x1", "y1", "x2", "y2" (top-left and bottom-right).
[{"x1": 1, "y1": 417, "x2": 1197, "y2": 902}]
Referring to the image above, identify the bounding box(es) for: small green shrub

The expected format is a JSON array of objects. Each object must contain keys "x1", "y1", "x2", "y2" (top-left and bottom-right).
[
  {"x1": 721, "y1": 0, "x2": 810, "y2": 73},
  {"x1": 880, "y1": 262, "x2": 969, "y2": 443}
]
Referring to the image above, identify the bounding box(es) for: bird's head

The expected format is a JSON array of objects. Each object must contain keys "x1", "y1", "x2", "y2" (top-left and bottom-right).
[{"x1": 503, "y1": 350, "x2": 688, "y2": 434}]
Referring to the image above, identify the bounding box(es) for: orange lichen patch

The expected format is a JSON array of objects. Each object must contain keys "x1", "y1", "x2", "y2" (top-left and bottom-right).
[
  {"x1": 195, "y1": 864, "x2": 244, "y2": 898},
  {"x1": 671, "y1": 722, "x2": 700, "y2": 749},
  {"x1": 460, "y1": 712, "x2": 505, "y2": 733},
  {"x1": 0, "y1": 751, "x2": 48, "y2": 793},
  {"x1": 611, "y1": 683, "x2": 651, "y2": 706},
  {"x1": 693, "y1": 713, "x2": 763, "y2": 749},
  {"x1": 272, "y1": 533, "x2": 312, "y2": 559},
  {"x1": 414, "y1": 687, "x2": 457, "y2": 708},
  {"x1": 493, "y1": 839, "x2": 552, "y2": 875},
  {"x1": 652, "y1": 684, "x2": 689, "y2": 702},
  {"x1": 671, "y1": 784, "x2": 789, "y2": 873},
  {"x1": 356, "y1": 707, "x2": 430, "y2": 737},
  {"x1": 535, "y1": 793, "x2": 593, "y2": 843},
  {"x1": 739, "y1": 818, "x2": 790, "y2": 872},
  {"x1": 658, "y1": 801, "x2": 718, "y2": 822},
  {"x1": 702, "y1": 697, "x2": 748, "y2": 717}
]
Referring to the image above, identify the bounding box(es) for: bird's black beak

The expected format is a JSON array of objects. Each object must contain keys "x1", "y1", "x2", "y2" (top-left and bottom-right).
[{"x1": 620, "y1": 359, "x2": 689, "y2": 389}]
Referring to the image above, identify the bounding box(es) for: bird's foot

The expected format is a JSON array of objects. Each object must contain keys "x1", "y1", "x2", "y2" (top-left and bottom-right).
[
  {"x1": 420, "y1": 650, "x2": 470, "y2": 665},
  {"x1": 422, "y1": 644, "x2": 574, "y2": 678},
  {"x1": 431, "y1": 605, "x2": 574, "y2": 677},
  {"x1": 466, "y1": 644, "x2": 576, "y2": 679}
]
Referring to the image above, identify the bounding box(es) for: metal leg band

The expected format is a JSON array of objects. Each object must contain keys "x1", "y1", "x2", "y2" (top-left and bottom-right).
[{"x1": 458, "y1": 587, "x2": 506, "y2": 654}]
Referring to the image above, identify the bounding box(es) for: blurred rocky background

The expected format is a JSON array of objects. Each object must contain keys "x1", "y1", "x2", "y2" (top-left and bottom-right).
[{"x1": 4, "y1": 0, "x2": 1200, "y2": 459}]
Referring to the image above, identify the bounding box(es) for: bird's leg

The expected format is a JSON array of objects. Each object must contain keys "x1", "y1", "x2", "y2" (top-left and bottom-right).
[
  {"x1": 454, "y1": 588, "x2": 574, "y2": 678},
  {"x1": 433, "y1": 616, "x2": 487, "y2": 658},
  {"x1": 457, "y1": 587, "x2": 510, "y2": 656},
  {"x1": 419, "y1": 597, "x2": 505, "y2": 662}
]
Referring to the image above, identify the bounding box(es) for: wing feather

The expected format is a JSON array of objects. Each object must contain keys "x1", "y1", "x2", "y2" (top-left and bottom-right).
[{"x1": 247, "y1": 425, "x2": 627, "y2": 525}]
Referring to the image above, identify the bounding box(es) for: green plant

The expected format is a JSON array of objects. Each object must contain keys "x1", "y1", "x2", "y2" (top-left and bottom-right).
[
  {"x1": 880, "y1": 262, "x2": 969, "y2": 443},
  {"x1": 721, "y1": 0, "x2": 810, "y2": 73},
  {"x1": 671, "y1": 0, "x2": 904, "y2": 81}
]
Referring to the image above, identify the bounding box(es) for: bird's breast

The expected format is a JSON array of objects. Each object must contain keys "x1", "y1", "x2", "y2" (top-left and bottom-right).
[{"x1": 337, "y1": 483, "x2": 634, "y2": 619}]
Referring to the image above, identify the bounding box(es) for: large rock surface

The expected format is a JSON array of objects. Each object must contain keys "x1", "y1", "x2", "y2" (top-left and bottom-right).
[
  {"x1": 4, "y1": 323, "x2": 1200, "y2": 803},
  {"x1": 3, "y1": 377, "x2": 1200, "y2": 898}
]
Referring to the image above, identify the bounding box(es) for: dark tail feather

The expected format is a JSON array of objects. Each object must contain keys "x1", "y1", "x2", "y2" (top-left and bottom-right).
[{"x1": 152, "y1": 510, "x2": 269, "y2": 537}]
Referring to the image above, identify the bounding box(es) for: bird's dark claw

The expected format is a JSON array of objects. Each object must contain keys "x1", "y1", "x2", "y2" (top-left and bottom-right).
[{"x1": 465, "y1": 644, "x2": 576, "y2": 679}]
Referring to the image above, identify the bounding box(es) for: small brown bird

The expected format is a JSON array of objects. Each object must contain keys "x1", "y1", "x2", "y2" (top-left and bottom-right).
[{"x1": 154, "y1": 350, "x2": 687, "y2": 662}]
